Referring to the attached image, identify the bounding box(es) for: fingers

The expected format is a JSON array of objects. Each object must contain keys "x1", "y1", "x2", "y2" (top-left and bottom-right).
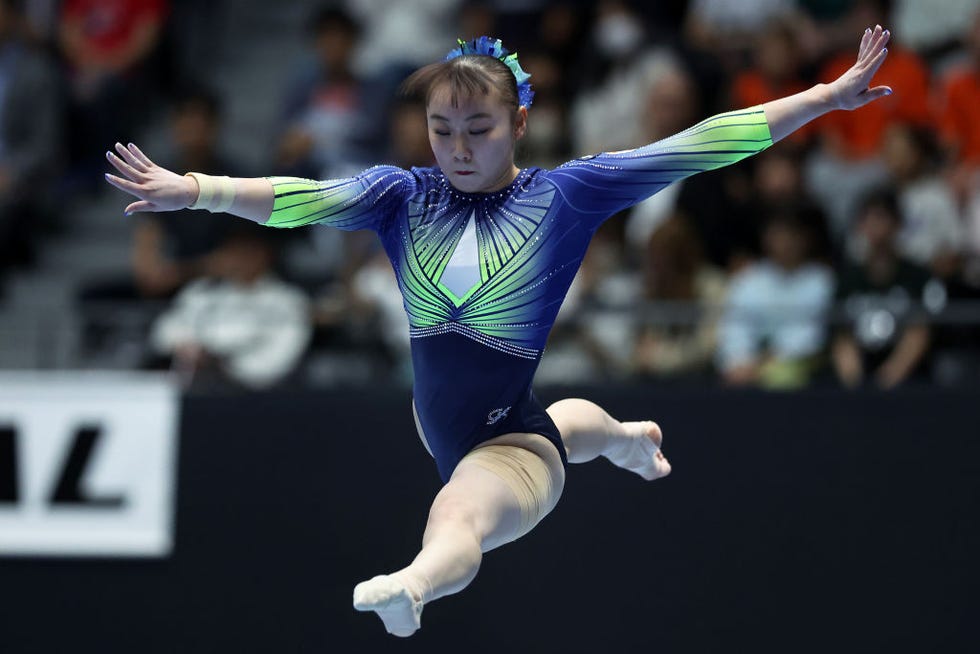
[
  {"x1": 859, "y1": 27, "x2": 872, "y2": 59},
  {"x1": 104, "y1": 172, "x2": 142, "y2": 196},
  {"x1": 127, "y1": 143, "x2": 155, "y2": 168},
  {"x1": 859, "y1": 25, "x2": 889, "y2": 62},
  {"x1": 106, "y1": 150, "x2": 142, "y2": 181},
  {"x1": 114, "y1": 141, "x2": 148, "y2": 173},
  {"x1": 125, "y1": 200, "x2": 155, "y2": 214},
  {"x1": 866, "y1": 45, "x2": 889, "y2": 79}
]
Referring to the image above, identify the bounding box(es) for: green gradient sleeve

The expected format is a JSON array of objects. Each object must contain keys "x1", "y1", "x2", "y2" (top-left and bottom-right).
[
  {"x1": 263, "y1": 165, "x2": 415, "y2": 230},
  {"x1": 550, "y1": 106, "x2": 774, "y2": 222}
]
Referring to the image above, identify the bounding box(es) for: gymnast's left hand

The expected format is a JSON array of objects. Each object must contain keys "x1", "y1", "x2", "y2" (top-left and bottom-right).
[
  {"x1": 826, "y1": 24, "x2": 893, "y2": 111},
  {"x1": 104, "y1": 142, "x2": 199, "y2": 214}
]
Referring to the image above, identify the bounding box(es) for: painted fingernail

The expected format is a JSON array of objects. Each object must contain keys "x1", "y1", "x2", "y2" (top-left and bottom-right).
[
  {"x1": 125, "y1": 211, "x2": 132, "y2": 216},
  {"x1": 885, "y1": 89, "x2": 893, "y2": 95}
]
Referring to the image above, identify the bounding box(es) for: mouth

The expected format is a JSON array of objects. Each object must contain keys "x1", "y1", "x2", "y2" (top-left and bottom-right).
[{"x1": 454, "y1": 171, "x2": 475, "y2": 176}]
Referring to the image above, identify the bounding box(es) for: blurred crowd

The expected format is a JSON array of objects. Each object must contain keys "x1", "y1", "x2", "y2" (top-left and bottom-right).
[{"x1": 2, "y1": 0, "x2": 980, "y2": 391}]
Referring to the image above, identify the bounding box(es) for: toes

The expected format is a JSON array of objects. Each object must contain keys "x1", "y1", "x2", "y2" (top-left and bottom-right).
[{"x1": 644, "y1": 420, "x2": 663, "y2": 448}]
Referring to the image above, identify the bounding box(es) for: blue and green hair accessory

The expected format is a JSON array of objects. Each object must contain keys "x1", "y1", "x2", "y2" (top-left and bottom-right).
[{"x1": 445, "y1": 36, "x2": 535, "y2": 108}]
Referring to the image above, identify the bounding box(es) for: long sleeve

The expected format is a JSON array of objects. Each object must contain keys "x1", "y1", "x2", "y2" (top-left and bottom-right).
[
  {"x1": 549, "y1": 106, "x2": 773, "y2": 226},
  {"x1": 263, "y1": 165, "x2": 416, "y2": 230}
]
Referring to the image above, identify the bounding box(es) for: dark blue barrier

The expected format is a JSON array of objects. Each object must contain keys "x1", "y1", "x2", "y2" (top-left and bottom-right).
[{"x1": 2, "y1": 386, "x2": 977, "y2": 653}]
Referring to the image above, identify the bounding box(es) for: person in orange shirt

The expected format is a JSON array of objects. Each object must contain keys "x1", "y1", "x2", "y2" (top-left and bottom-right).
[
  {"x1": 731, "y1": 20, "x2": 814, "y2": 145},
  {"x1": 816, "y1": 39, "x2": 931, "y2": 160},
  {"x1": 936, "y1": 9, "x2": 980, "y2": 204},
  {"x1": 805, "y1": 1, "x2": 932, "y2": 239}
]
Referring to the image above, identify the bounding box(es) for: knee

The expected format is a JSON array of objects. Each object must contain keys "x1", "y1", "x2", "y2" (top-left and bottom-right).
[
  {"x1": 546, "y1": 397, "x2": 601, "y2": 433},
  {"x1": 426, "y1": 495, "x2": 483, "y2": 539}
]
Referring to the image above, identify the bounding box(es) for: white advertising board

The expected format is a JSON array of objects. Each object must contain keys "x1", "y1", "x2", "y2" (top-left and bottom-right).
[{"x1": 0, "y1": 373, "x2": 179, "y2": 557}]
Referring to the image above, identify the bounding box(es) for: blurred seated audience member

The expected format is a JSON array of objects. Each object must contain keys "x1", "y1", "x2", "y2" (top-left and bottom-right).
[
  {"x1": 385, "y1": 96, "x2": 436, "y2": 169},
  {"x1": 832, "y1": 189, "x2": 938, "y2": 389},
  {"x1": 880, "y1": 123, "x2": 962, "y2": 273},
  {"x1": 684, "y1": 0, "x2": 801, "y2": 65},
  {"x1": 891, "y1": 0, "x2": 980, "y2": 60},
  {"x1": 730, "y1": 19, "x2": 813, "y2": 145},
  {"x1": 455, "y1": 1, "x2": 495, "y2": 44},
  {"x1": 806, "y1": 0, "x2": 932, "y2": 236},
  {"x1": 58, "y1": 0, "x2": 169, "y2": 177},
  {"x1": 624, "y1": 63, "x2": 701, "y2": 253},
  {"x1": 632, "y1": 216, "x2": 727, "y2": 380},
  {"x1": 536, "y1": 3, "x2": 587, "y2": 98},
  {"x1": 276, "y1": 6, "x2": 372, "y2": 180},
  {"x1": 0, "y1": 0, "x2": 62, "y2": 280},
  {"x1": 82, "y1": 88, "x2": 235, "y2": 304},
  {"x1": 716, "y1": 204, "x2": 834, "y2": 389},
  {"x1": 936, "y1": 9, "x2": 980, "y2": 205},
  {"x1": 150, "y1": 223, "x2": 311, "y2": 391},
  {"x1": 536, "y1": 223, "x2": 633, "y2": 384},
  {"x1": 513, "y1": 50, "x2": 571, "y2": 169},
  {"x1": 570, "y1": 0, "x2": 681, "y2": 155},
  {"x1": 750, "y1": 143, "x2": 835, "y2": 263}
]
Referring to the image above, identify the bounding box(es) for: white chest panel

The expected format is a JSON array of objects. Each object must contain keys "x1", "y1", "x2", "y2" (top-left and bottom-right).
[{"x1": 439, "y1": 211, "x2": 482, "y2": 299}]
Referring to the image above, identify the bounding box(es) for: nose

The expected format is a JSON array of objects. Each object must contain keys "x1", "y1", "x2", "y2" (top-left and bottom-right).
[{"x1": 452, "y1": 135, "x2": 471, "y2": 162}]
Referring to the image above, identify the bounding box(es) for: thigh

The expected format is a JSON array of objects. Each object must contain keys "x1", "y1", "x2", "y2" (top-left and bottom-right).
[{"x1": 436, "y1": 434, "x2": 566, "y2": 552}]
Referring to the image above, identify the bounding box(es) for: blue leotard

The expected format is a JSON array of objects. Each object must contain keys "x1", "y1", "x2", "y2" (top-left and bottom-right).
[{"x1": 264, "y1": 107, "x2": 773, "y2": 481}]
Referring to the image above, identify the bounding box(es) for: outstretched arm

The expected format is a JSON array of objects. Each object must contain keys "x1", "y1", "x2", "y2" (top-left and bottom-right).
[
  {"x1": 104, "y1": 143, "x2": 415, "y2": 231},
  {"x1": 763, "y1": 25, "x2": 892, "y2": 142},
  {"x1": 104, "y1": 143, "x2": 274, "y2": 222}
]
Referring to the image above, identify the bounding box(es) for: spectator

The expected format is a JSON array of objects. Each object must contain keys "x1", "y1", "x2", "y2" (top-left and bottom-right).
[
  {"x1": 632, "y1": 216, "x2": 727, "y2": 380},
  {"x1": 276, "y1": 6, "x2": 373, "y2": 179},
  {"x1": 881, "y1": 123, "x2": 962, "y2": 273},
  {"x1": 150, "y1": 222, "x2": 312, "y2": 391},
  {"x1": 58, "y1": 0, "x2": 169, "y2": 177},
  {"x1": 624, "y1": 62, "x2": 701, "y2": 253},
  {"x1": 891, "y1": 0, "x2": 980, "y2": 60},
  {"x1": 832, "y1": 188, "x2": 936, "y2": 389},
  {"x1": 0, "y1": 0, "x2": 63, "y2": 281},
  {"x1": 83, "y1": 87, "x2": 235, "y2": 303},
  {"x1": 570, "y1": 0, "x2": 680, "y2": 154},
  {"x1": 935, "y1": 9, "x2": 980, "y2": 204},
  {"x1": 730, "y1": 19, "x2": 813, "y2": 145},
  {"x1": 77, "y1": 88, "x2": 235, "y2": 360},
  {"x1": 516, "y1": 50, "x2": 572, "y2": 168},
  {"x1": 806, "y1": 0, "x2": 932, "y2": 236},
  {"x1": 716, "y1": 204, "x2": 834, "y2": 389},
  {"x1": 684, "y1": 0, "x2": 799, "y2": 65}
]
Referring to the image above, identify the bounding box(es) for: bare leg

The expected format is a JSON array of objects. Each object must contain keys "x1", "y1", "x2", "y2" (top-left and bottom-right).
[
  {"x1": 353, "y1": 434, "x2": 564, "y2": 637},
  {"x1": 547, "y1": 398, "x2": 671, "y2": 480}
]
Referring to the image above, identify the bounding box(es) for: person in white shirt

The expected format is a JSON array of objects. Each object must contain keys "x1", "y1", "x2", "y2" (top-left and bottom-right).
[
  {"x1": 717, "y1": 204, "x2": 834, "y2": 388},
  {"x1": 151, "y1": 223, "x2": 312, "y2": 390}
]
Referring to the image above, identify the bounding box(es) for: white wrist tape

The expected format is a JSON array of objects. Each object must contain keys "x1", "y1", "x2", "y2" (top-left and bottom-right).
[{"x1": 185, "y1": 172, "x2": 236, "y2": 213}]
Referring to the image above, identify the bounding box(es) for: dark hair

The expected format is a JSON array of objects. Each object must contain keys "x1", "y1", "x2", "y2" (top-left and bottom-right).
[
  {"x1": 857, "y1": 187, "x2": 901, "y2": 224},
  {"x1": 401, "y1": 55, "x2": 520, "y2": 111},
  {"x1": 312, "y1": 6, "x2": 360, "y2": 37},
  {"x1": 173, "y1": 85, "x2": 222, "y2": 121},
  {"x1": 762, "y1": 200, "x2": 833, "y2": 261}
]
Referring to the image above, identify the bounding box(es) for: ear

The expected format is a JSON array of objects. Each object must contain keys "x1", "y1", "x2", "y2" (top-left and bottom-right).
[{"x1": 513, "y1": 106, "x2": 528, "y2": 140}]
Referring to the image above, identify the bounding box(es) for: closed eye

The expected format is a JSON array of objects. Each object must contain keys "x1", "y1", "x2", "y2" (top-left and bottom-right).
[{"x1": 469, "y1": 129, "x2": 489, "y2": 135}]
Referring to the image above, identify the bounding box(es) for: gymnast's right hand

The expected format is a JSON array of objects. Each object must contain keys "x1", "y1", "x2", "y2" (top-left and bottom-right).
[{"x1": 104, "y1": 142, "x2": 198, "y2": 214}]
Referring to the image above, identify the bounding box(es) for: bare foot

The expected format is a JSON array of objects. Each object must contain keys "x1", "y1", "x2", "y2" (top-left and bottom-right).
[
  {"x1": 353, "y1": 574, "x2": 423, "y2": 637},
  {"x1": 606, "y1": 421, "x2": 671, "y2": 481}
]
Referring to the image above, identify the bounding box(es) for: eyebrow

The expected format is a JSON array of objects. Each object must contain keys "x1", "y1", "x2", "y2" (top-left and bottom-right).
[{"x1": 428, "y1": 112, "x2": 493, "y2": 121}]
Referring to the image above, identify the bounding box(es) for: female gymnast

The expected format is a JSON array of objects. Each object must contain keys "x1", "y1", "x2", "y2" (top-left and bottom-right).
[{"x1": 105, "y1": 26, "x2": 893, "y2": 637}]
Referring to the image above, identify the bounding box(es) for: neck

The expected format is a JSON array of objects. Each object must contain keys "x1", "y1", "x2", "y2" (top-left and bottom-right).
[{"x1": 482, "y1": 164, "x2": 520, "y2": 193}]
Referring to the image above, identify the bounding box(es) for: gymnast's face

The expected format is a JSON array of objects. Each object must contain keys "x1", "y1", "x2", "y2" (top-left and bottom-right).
[{"x1": 426, "y1": 83, "x2": 527, "y2": 194}]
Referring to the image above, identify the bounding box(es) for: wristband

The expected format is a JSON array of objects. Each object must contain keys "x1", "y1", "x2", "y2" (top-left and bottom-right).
[{"x1": 185, "y1": 172, "x2": 236, "y2": 213}]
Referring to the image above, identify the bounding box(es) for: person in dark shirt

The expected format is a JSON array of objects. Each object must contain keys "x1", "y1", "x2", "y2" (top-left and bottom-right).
[{"x1": 832, "y1": 188, "x2": 936, "y2": 388}]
